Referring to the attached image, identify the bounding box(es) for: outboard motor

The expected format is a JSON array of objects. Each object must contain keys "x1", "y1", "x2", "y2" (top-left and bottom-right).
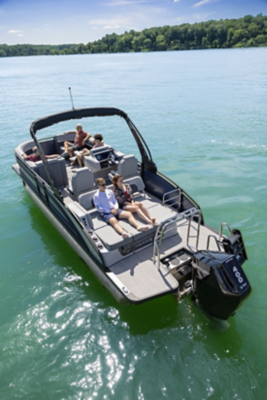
[{"x1": 192, "y1": 250, "x2": 251, "y2": 320}]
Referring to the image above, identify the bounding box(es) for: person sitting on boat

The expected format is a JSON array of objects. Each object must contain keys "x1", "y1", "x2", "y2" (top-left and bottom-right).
[
  {"x1": 22, "y1": 147, "x2": 59, "y2": 162},
  {"x1": 92, "y1": 133, "x2": 105, "y2": 149},
  {"x1": 93, "y1": 178, "x2": 150, "y2": 239},
  {"x1": 112, "y1": 174, "x2": 157, "y2": 226},
  {"x1": 63, "y1": 123, "x2": 91, "y2": 163},
  {"x1": 75, "y1": 134, "x2": 105, "y2": 167}
]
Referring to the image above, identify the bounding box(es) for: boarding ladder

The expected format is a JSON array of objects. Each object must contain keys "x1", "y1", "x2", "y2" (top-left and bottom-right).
[{"x1": 153, "y1": 188, "x2": 202, "y2": 269}]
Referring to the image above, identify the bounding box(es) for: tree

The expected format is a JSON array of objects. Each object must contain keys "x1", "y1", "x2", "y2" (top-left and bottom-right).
[{"x1": 156, "y1": 34, "x2": 166, "y2": 50}]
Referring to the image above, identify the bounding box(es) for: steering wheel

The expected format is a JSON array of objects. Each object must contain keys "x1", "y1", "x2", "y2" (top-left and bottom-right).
[{"x1": 107, "y1": 154, "x2": 118, "y2": 166}]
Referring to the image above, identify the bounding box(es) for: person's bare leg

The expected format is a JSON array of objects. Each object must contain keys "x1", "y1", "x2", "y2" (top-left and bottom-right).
[
  {"x1": 77, "y1": 154, "x2": 83, "y2": 167},
  {"x1": 119, "y1": 210, "x2": 149, "y2": 231},
  {"x1": 82, "y1": 148, "x2": 90, "y2": 157},
  {"x1": 136, "y1": 202, "x2": 157, "y2": 225},
  {"x1": 68, "y1": 147, "x2": 74, "y2": 158},
  {"x1": 71, "y1": 156, "x2": 77, "y2": 166},
  {"x1": 109, "y1": 217, "x2": 129, "y2": 238},
  {"x1": 123, "y1": 205, "x2": 151, "y2": 224},
  {"x1": 64, "y1": 141, "x2": 71, "y2": 152}
]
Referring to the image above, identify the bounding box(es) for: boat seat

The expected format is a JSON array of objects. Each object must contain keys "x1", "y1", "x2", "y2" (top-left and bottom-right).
[
  {"x1": 119, "y1": 203, "x2": 178, "y2": 242},
  {"x1": 133, "y1": 192, "x2": 161, "y2": 209},
  {"x1": 117, "y1": 154, "x2": 138, "y2": 179},
  {"x1": 78, "y1": 189, "x2": 99, "y2": 210},
  {"x1": 54, "y1": 133, "x2": 76, "y2": 154},
  {"x1": 36, "y1": 157, "x2": 68, "y2": 188},
  {"x1": 77, "y1": 176, "x2": 144, "y2": 211},
  {"x1": 94, "y1": 225, "x2": 133, "y2": 251},
  {"x1": 70, "y1": 167, "x2": 95, "y2": 198}
]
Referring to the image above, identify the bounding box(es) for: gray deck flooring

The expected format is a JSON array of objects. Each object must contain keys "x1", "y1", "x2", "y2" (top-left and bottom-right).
[{"x1": 109, "y1": 218, "x2": 221, "y2": 301}]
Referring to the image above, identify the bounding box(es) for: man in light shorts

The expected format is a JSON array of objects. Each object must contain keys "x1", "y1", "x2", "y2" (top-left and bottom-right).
[{"x1": 93, "y1": 178, "x2": 149, "y2": 239}]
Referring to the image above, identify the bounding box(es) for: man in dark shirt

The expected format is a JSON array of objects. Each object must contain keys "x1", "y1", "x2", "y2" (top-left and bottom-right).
[
  {"x1": 63, "y1": 123, "x2": 91, "y2": 160},
  {"x1": 22, "y1": 147, "x2": 59, "y2": 162}
]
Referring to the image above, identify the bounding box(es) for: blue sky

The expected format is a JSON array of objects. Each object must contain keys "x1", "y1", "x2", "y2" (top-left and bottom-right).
[{"x1": 1, "y1": 0, "x2": 267, "y2": 45}]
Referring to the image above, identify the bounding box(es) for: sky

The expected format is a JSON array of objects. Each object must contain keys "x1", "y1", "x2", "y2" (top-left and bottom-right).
[{"x1": 0, "y1": 0, "x2": 267, "y2": 45}]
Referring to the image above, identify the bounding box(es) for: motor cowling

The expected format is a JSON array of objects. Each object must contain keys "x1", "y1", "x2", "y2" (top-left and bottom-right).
[{"x1": 193, "y1": 250, "x2": 251, "y2": 320}]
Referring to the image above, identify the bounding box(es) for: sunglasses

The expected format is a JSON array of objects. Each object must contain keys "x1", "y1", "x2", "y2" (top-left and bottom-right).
[{"x1": 99, "y1": 184, "x2": 106, "y2": 187}]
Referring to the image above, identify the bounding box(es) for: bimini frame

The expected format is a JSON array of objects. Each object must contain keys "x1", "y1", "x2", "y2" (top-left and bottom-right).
[{"x1": 29, "y1": 107, "x2": 157, "y2": 199}]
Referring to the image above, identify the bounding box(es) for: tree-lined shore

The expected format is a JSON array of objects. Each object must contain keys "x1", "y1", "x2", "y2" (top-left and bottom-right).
[{"x1": 1, "y1": 14, "x2": 266, "y2": 58}]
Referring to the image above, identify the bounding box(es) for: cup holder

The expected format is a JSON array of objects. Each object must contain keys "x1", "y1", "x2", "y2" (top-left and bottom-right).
[
  {"x1": 97, "y1": 244, "x2": 103, "y2": 249},
  {"x1": 92, "y1": 236, "x2": 98, "y2": 242}
]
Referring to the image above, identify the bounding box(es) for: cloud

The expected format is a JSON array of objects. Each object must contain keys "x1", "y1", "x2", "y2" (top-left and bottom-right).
[
  {"x1": 104, "y1": 25, "x2": 120, "y2": 29},
  {"x1": 8, "y1": 29, "x2": 23, "y2": 34},
  {"x1": 192, "y1": 0, "x2": 216, "y2": 8},
  {"x1": 17, "y1": 34, "x2": 23, "y2": 37},
  {"x1": 88, "y1": 17, "x2": 139, "y2": 30},
  {"x1": 173, "y1": 0, "x2": 180, "y2": 2},
  {"x1": 192, "y1": 12, "x2": 215, "y2": 20}
]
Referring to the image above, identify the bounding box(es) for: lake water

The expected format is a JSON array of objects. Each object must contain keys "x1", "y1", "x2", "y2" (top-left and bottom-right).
[{"x1": 1, "y1": 48, "x2": 267, "y2": 399}]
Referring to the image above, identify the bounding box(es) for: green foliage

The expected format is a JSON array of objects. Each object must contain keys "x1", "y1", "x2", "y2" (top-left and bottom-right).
[{"x1": 1, "y1": 14, "x2": 267, "y2": 57}]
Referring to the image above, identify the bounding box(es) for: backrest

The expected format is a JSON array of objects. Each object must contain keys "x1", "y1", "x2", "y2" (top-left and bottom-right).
[
  {"x1": 71, "y1": 167, "x2": 95, "y2": 197},
  {"x1": 124, "y1": 176, "x2": 145, "y2": 193},
  {"x1": 78, "y1": 183, "x2": 113, "y2": 210},
  {"x1": 78, "y1": 190, "x2": 98, "y2": 210},
  {"x1": 117, "y1": 155, "x2": 138, "y2": 179},
  {"x1": 36, "y1": 157, "x2": 68, "y2": 188},
  {"x1": 54, "y1": 133, "x2": 76, "y2": 153}
]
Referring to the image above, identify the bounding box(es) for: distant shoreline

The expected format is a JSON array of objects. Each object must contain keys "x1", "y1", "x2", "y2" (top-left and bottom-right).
[{"x1": 1, "y1": 14, "x2": 266, "y2": 58}]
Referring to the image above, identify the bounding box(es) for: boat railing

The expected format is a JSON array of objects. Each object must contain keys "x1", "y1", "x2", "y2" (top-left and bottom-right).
[
  {"x1": 162, "y1": 188, "x2": 181, "y2": 210},
  {"x1": 219, "y1": 223, "x2": 232, "y2": 240},
  {"x1": 206, "y1": 235, "x2": 221, "y2": 251},
  {"x1": 153, "y1": 207, "x2": 200, "y2": 269},
  {"x1": 186, "y1": 209, "x2": 202, "y2": 251}
]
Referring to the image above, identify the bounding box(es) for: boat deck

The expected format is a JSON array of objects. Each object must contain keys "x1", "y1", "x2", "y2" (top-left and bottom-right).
[{"x1": 108, "y1": 218, "x2": 221, "y2": 302}]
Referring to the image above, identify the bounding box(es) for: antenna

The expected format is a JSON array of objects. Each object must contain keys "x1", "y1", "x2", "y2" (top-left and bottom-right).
[{"x1": 68, "y1": 87, "x2": 75, "y2": 110}]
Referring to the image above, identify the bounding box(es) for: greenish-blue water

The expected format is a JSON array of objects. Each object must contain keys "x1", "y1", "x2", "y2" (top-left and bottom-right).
[{"x1": 1, "y1": 48, "x2": 267, "y2": 399}]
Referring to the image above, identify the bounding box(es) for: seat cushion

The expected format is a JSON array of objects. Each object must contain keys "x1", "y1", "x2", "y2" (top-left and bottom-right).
[
  {"x1": 148, "y1": 204, "x2": 177, "y2": 223},
  {"x1": 133, "y1": 193, "x2": 161, "y2": 209},
  {"x1": 95, "y1": 225, "x2": 133, "y2": 251},
  {"x1": 88, "y1": 209, "x2": 107, "y2": 230},
  {"x1": 118, "y1": 203, "x2": 177, "y2": 241}
]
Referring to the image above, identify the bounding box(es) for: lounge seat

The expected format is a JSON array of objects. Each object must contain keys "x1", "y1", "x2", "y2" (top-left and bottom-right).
[
  {"x1": 94, "y1": 225, "x2": 133, "y2": 251},
  {"x1": 118, "y1": 203, "x2": 178, "y2": 241}
]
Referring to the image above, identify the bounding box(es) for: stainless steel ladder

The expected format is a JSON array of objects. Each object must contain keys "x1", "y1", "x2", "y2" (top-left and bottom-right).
[
  {"x1": 186, "y1": 209, "x2": 202, "y2": 251},
  {"x1": 153, "y1": 207, "x2": 200, "y2": 269}
]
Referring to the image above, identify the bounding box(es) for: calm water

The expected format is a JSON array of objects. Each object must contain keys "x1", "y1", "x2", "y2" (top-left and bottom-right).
[{"x1": 1, "y1": 48, "x2": 267, "y2": 399}]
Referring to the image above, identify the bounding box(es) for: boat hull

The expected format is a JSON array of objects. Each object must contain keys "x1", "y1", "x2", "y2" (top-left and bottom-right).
[{"x1": 21, "y1": 178, "x2": 126, "y2": 303}]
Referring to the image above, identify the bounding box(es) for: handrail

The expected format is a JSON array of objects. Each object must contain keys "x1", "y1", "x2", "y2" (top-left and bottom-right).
[
  {"x1": 219, "y1": 223, "x2": 232, "y2": 241},
  {"x1": 162, "y1": 188, "x2": 181, "y2": 210},
  {"x1": 153, "y1": 207, "x2": 199, "y2": 269},
  {"x1": 207, "y1": 235, "x2": 221, "y2": 251},
  {"x1": 186, "y1": 209, "x2": 202, "y2": 251}
]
